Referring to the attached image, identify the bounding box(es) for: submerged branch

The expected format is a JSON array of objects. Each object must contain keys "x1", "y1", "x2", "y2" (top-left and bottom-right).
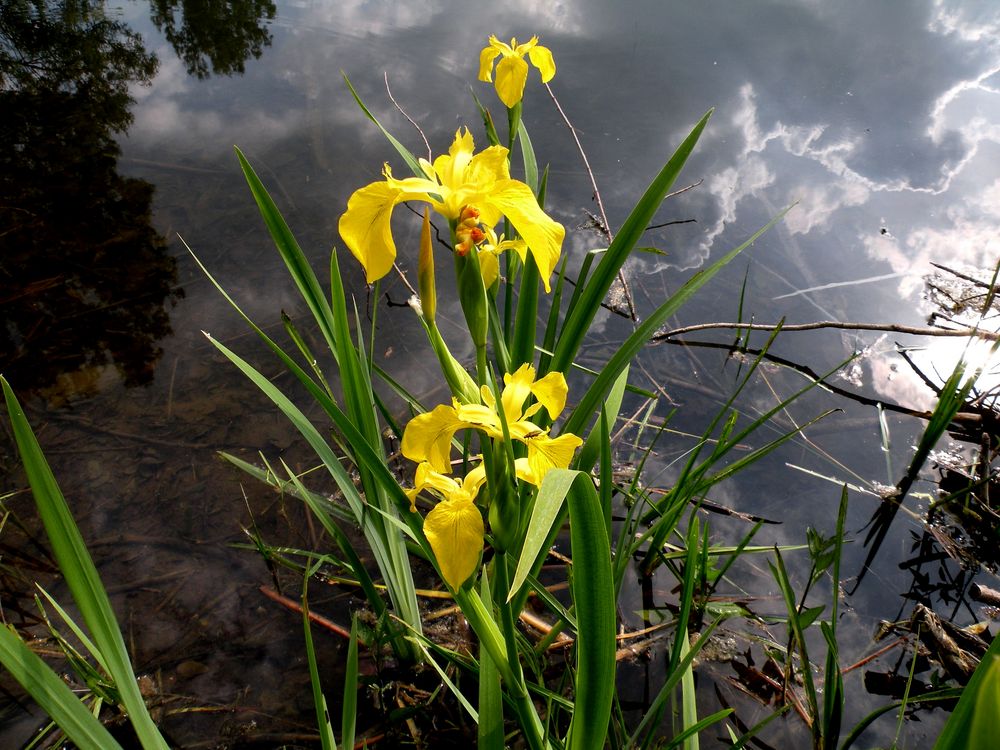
[{"x1": 654, "y1": 320, "x2": 1000, "y2": 342}]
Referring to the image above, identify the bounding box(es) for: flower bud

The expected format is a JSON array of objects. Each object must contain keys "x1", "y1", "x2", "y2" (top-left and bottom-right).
[{"x1": 418, "y1": 208, "x2": 436, "y2": 323}]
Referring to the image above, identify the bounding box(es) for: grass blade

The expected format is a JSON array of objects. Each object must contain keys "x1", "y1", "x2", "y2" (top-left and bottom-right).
[
  {"x1": 555, "y1": 470, "x2": 615, "y2": 750},
  {"x1": 933, "y1": 629, "x2": 1000, "y2": 749},
  {"x1": 0, "y1": 625, "x2": 124, "y2": 750},
  {"x1": 478, "y1": 571, "x2": 504, "y2": 750},
  {"x1": 341, "y1": 616, "x2": 360, "y2": 750},
  {"x1": 302, "y1": 566, "x2": 337, "y2": 750},
  {"x1": 1, "y1": 377, "x2": 168, "y2": 750}
]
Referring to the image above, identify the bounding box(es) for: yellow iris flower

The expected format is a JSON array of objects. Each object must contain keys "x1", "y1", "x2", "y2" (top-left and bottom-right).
[
  {"x1": 401, "y1": 364, "x2": 583, "y2": 486},
  {"x1": 338, "y1": 128, "x2": 564, "y2": 292},
  {"x1": 406, "y1": 461, "x2": 486, "y2": 590},
  {"x1": 478, "y1": 35, "x2": 556, "y2": 108}
]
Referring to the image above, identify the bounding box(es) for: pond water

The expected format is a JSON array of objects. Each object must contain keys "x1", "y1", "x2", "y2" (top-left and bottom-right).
[{"x1": 3, "y1": 0, "x2": 1000, "y2": 747}]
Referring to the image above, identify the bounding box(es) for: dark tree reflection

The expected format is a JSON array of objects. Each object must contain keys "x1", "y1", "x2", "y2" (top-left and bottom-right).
[
  {"x1": 0, "y1": 1, "x2": 181, "y2": 397},
  {"x1": 150, "y1": 0, "x2": 276, "y2": 78}
]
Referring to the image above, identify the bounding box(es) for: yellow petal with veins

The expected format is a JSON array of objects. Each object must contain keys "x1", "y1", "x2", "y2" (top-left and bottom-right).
[
  {"x1": 527, "y1": 44, "x2": 556, "y2": 82},
  {"x1": 337, "y1": 180, "x2": 402, "y2": 283},
  {"x1": 485, "y1": 181, "x2": 564, "y2": 292},
  {"x1": 401, "y1": 402, "x2": 467, "y2": 473},
  {"x1": 494, "y1": 54, "x2": 529, "y2": 108},
  {"x1": 424, "y1": 499, "x2": 484, "y2": 590},
  {"x1": 530, "y1": 371, "x2": 569, "y2": 419},
  {"x1": 525, "y1": 432, "x2": 584, "y2": 486}
]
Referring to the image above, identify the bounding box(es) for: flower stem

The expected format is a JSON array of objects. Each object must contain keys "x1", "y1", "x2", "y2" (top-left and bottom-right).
[{"x1": 493, "y1": 551, "x2": 547, "y2": 750}]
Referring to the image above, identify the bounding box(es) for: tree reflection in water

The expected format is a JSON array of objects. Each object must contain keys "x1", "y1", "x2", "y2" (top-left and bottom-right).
[
  {"x1": 151, "y1": 0, "x2": 277, "y2": 79},
  {"x1": 0, "y1": 1, "x2": 180, "y2": 398}
]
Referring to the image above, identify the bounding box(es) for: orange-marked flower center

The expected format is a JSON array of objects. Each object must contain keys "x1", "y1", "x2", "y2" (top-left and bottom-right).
[{"x1": 455, "y1": 205, "x2": 486, "y2": 255}]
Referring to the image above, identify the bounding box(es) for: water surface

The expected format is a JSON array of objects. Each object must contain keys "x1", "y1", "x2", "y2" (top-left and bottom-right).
[{"x1": 3, "y1": 0, "x2": 1000, "y2": 746}]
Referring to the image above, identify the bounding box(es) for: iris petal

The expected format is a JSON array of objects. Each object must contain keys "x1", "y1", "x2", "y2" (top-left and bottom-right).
[
  {"x1": 494, "y1": 55, "x2": 529, "y2": 108},
  {"x1": 337, "y1": 181, "x2": 402, "y2": 283},
  {"x1": 478, "y1": 45, "x2": 500, "y2": 82},
  {"x1": 530, "y1": 371, "x2": 569, "y2": 419},
  {"x1": 401, "y1": 403, "x2": 467, "y2": 473},
  {"x1": 501, "y1": 364, "x2": 536, "y2": 422},
  {"x1": 527, "y1": 44, "x2": 556, "y2": 82},
  {"x1": 525, "y1": 432, "x2": 584, "y2": 485},
  {"x1": 424, "y1": 499, "x2": 484, "y2": 589},
  {"x1": 485, "y1": 180, "x2": 565, "y2": 292}
]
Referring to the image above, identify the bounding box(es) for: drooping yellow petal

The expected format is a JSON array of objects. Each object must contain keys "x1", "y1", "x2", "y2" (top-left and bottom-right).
[
  {"x1": 401, "y1": 402, "x2": 467, "y2": 473},
  {"x1": 337, "y1": 180, "x2": 402, "y2": 283},
  {"x1": 424, "y1": 498, "x2": 484, "y2": 590},
  {"x1": 524, "y1": 432, "x2": 584, "y2": 486},
  {"x1": 339, "y1": 165, "x2": 443, "y2": 284},
  {"x1": 484, "y1": 180, "x2": 565, "y2": 292},
  {"x1": 478, "y1": 45, "x2": 500, "y2": 82},
  {"x1": 514, "y1": 457, "x2": 537, "y2": 485},
  {"x1": 530, "y1": 371, "x2": 569, "y2": 419},
  {"x1": 527, "y1": 44, "x2": 556, "y2": 82},
  {"x1": 494, "y1": 54, "x2": 529, "y2": 108}
]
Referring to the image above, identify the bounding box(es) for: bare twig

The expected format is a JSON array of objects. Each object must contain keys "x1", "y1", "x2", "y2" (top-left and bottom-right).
[
  {"x1": 391, "y1": 262, "x2": 418, "y2": 296},
  {"x1": 839, "y1": 636, "x2": 909, "y2": 675},
  {"x1": 259, "y1": 585, "x2": 352, "y2": 639},
  {"x1": 930, "y1": 262, "x2": 1000, "y2": 293},
  {"x1": 384, "y1": 72, "x2": 431, "y2": 162},
  {"x1": 647, "y1": 217, "x2": 698, "y2": 230},
  {"x1": 654, "y1": 320, "x2": 1000, "y2": 343},
  {"x1": 544, "y1": 84, "x2": 611, "y2": 244},
  {"x1": 545, "y1": 82, "x2": 638, "y2": 324}
]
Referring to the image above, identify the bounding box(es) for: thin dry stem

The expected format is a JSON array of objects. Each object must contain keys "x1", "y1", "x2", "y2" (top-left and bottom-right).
[
  {"x1": 385, "y1": 72, "x2": 431, "y2": 161},
  {"x1": 544, "y1": 81, "x2": 638, "y2": 324}
]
